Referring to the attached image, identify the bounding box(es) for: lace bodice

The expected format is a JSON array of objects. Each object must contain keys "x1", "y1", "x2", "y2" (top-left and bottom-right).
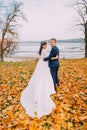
[{"x1": 39, "y1": 49, "x2": 47, "y2": 59}]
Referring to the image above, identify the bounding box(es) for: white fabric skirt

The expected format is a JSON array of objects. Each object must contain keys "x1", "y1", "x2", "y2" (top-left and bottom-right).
[{"x1": 20, "y1": 59, "x2": 56, "y2": 118}]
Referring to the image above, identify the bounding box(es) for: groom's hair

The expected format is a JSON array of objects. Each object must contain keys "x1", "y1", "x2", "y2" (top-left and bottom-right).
[{"x1": 50, "y1": 38, "x2": 57, "y2": 43}]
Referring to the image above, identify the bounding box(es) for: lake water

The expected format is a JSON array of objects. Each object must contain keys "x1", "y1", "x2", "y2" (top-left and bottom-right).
[{"x1": 12, "y1": 42, "x2": 85, "y2": 59}]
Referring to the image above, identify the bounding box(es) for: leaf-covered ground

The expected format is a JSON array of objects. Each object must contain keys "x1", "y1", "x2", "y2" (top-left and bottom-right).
[{"x1": 0, "y1": 59, "x2": 87, "y2": 130}]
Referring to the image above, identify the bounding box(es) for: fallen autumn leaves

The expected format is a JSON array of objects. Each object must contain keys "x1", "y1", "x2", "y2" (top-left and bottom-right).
[{"x1": 0, "y1": 59, "x2": 87, "y2": 130}]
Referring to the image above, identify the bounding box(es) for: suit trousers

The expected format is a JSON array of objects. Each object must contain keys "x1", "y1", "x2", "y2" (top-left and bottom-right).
[{"x1": 50, "y1": 66, "x2": 59, "y2": 90}]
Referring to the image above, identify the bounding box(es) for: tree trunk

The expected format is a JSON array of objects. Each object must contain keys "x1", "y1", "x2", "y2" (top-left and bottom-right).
[
  {"x1": 0, "y1": 44, "x2": 4, "y2": 62},
  {"x1": 0, "y1": 54, "x2": 4, "y2": 62},
  {"x1": 85, "y1": 21, "x2": 87, "y2": 58}
]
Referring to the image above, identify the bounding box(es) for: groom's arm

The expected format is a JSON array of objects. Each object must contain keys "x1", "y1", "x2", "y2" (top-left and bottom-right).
[{"x1": 44, "y1": 48, "x2": 55, "y2": 61}]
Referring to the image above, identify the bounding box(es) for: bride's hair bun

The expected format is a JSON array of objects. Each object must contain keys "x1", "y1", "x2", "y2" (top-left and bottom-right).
[{"x1": 41, "y1": 41, "x2": 47, "y2": 45}]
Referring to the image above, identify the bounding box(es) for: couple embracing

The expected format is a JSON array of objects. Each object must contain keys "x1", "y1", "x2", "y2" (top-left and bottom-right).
[{"x1": 20, "y1": 38, "x2": 60, "y2": 118}]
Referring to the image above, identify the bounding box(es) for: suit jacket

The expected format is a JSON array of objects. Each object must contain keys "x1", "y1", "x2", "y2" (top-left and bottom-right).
[{"x1": 44, "y1": 46, "x2": 59, "y2": 68}]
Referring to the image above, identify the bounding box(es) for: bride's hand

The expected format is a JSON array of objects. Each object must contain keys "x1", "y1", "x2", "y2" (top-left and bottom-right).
[{"x1": 51, "y1": 55, "x2": 58, "y2": 60}]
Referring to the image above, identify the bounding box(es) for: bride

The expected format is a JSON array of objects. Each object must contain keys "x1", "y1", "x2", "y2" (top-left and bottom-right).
[{"x1": 20, "y1": 41, "x2": 57, "y2": 118}]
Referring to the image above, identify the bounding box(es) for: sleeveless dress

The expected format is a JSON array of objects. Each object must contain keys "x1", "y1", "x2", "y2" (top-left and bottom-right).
[{"x1": 20, "y1": 49, "x2": 56, "y2": 118}]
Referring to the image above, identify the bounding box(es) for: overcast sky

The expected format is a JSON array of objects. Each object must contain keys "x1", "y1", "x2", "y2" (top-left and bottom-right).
[{"x1": 17, "y1": 0, "x2": 82, "y2": 41}]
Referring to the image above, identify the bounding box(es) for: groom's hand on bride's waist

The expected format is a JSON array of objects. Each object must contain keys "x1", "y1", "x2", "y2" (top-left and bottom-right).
[{"x1": 44, "y1": 48, "x2": 55, "y2": 61}]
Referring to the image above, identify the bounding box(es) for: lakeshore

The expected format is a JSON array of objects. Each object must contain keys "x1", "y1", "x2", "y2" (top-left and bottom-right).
[
  {"x1": 4, "y1": 57, "x2": 37, "y2": 62},
  {"x1": 3, "y1": 41, "x2": 84, "y2": 62},
  {"x1": 2, "y1": 41, "x2": 85, "y2": 62}
]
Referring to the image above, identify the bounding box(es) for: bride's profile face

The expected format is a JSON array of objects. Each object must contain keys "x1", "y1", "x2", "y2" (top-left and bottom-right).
[{"x1": 42, "y1": 44, "x2": 47, "y2": 49}]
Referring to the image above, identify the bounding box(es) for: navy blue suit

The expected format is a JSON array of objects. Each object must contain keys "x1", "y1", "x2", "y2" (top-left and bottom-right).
[{"x1": 44, "y1": 46, "x2": 60, "y2": 90}]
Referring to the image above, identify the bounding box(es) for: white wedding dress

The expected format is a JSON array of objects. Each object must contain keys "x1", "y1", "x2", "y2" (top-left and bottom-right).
[{"x1": 20, "y1": 49, "x2": 56, "y2": 118}]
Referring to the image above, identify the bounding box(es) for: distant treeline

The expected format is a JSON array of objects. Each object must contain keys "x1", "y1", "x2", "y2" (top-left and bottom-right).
[
  {"x1": 19, "y1": 38, "x2": 84, "y2": 44},
  {"x1": 58, "y1": 38, "x2": 84, "y2": 43}
]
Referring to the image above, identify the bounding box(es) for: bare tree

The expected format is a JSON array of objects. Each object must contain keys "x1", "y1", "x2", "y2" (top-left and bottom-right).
[
  {"x1": 73, "y1": 0, "x2": 87, "y2": 58},
  {"x1": 0, "y1": 1, "x2": 26, "y2": 62}
]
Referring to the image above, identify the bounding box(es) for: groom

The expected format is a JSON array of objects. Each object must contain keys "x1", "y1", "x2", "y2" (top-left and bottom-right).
[{"x1": 44, "y1": 38, "x2": 60, "y2": 91}]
